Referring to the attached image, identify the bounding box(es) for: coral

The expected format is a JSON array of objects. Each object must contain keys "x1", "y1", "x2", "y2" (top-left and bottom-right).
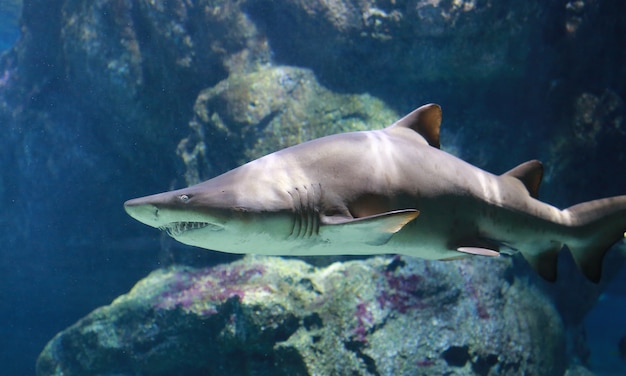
[
  {"x1": 352, "y1": 301, "x2": 374, "y2": 343},
  {"x1": 377, "y1": 269, "x2": 426, "y2": 313},
  {"x1": 153, "y1": 263, "x2": 268, "y2": 315}
]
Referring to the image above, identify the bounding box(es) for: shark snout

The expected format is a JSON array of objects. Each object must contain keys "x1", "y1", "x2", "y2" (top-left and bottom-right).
[
  {"x1": 124, "y1": 192, "x2": 229, "y2": 231},
  {"x1": 124, "y1": 198, "x2": 163, "y2": 228}
]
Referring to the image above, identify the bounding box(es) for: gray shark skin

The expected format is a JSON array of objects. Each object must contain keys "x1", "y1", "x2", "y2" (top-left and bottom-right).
[{"x1": 125, "y1": 104, "x2": 626, "y2": 282}]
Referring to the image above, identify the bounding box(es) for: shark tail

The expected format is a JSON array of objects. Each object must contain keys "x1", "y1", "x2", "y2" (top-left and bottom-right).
[{"x1": 562, "y1": 196, "x2": 626, "y2": 283}]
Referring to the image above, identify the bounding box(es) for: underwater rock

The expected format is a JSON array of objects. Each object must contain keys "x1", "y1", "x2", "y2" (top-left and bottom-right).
[
  {"x1": 58, "y1": 0, "x2": 270, "y2": 160},
  {"x1": 547, "y1": 89, "x2": 625, "y2": 184},
  {"x1": 245, "y1": 0, "x2": 546, "y2": 92},
  {"x1": 564, "y1": 364, "x2": 597, "y2": 376},
  {"x1": 37, "y1": 255, "x2": 577, "y2": 376},
  {"x1": 540, "y1": 1, "x2": 626, "y2": 206},
  {"x1": 177, "y1": 65, "x2": 398, "y2": 183}
]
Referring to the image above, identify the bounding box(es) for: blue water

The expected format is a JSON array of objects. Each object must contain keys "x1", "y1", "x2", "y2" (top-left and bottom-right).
[
  {"x1": 0, "y1": 1, "x2": 20, "y2": 52},
  {"x1": 1, "y1": 2, "x2": 626, "y2": 375},
  {"x1": 585, "y1": 269, "x2": 626, "y2": 376}
]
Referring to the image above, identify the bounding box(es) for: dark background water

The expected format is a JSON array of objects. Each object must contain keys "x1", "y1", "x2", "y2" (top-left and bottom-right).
[
  {"x1": 0, "y1": 2, "x2": 20, "y2": 51},
  {"x1": 0, "y1": 2, "x2": 160, "y2": 373},
  {"x1": 1, "y1": 1, "x2": 626, "y2": 375}
]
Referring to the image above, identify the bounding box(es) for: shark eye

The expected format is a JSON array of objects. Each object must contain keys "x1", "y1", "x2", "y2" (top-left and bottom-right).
[{"x1": 178, "y1": 194, "x2": 191, "y2": 203}]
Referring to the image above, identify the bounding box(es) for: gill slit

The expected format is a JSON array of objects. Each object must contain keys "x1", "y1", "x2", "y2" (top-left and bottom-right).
[{"x1": 288, "y1": 183, "x2": 321, "y2": 239}]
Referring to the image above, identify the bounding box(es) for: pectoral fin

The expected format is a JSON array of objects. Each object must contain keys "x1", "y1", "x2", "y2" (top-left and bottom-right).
[{"x1": 321, "y1": 209, "x2": 419, "y2": 245}]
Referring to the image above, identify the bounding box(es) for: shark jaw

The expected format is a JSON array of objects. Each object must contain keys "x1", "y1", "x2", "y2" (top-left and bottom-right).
[
  {"x1": 159, "y1": 221, "x2": 222, "y2": 237},
  {"x1": 124, "y1": 194, "x2": 228, "y2": 244},
  {"x1": 124, "y1": 201, "x2": 228, "y2": 250},
  {"x1": 123, "y1": 196, "x2": 305, "y2": 254}
]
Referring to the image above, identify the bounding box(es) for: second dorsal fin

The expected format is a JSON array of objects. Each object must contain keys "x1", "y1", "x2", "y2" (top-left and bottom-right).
[
  {"x1": 388, "y1": 104, "x2": 442, "y2": 148},
  {"x1": 502, "y1": 160, "x2": 543, "y2": 199}
]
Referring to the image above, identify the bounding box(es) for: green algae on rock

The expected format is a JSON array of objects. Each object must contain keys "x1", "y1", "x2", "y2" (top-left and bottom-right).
[
  {"x1": 178, "y1": 65, "x2": 398, "y2": 184},
  {"x1": 37, "y1": 255, "x2": 573, "y2": 376}
]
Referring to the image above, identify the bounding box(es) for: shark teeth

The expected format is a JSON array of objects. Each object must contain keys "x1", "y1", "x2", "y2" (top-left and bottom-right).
[{"x1": 160, "y1": 222, "x2": 210, "y2": 237}]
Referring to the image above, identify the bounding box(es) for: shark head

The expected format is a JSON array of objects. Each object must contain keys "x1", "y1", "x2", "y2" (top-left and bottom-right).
[
  {"x1": 125, "y1": 104, "x2": 450, "y2": 254},
  {"x1": 124, "y1": 146, "x2": 415, "y2": 253},
  {"x1": 124, "y1": 157, "x2": 302, "y2": 253}
]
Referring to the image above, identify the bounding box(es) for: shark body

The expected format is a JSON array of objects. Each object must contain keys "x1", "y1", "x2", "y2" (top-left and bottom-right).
[{"x1": 125, "y1": 104, "x2": 626, "y2": 282}]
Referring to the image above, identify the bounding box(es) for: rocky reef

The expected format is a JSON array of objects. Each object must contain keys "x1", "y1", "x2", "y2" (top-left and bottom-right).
[
  {"x1": 37, "y1": 255, "x2": 572, "y2": 376},
  {"x1": 179, "y1": 65, "x2": 398, "y2": 184},
  {"x1": 1, "y1": 0, "x2": 626, "y2": 375}
]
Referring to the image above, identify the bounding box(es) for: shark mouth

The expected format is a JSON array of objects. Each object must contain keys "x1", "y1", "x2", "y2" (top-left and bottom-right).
[{"x1": 160, "y1": 221, "x2": 219, "y2": 237}]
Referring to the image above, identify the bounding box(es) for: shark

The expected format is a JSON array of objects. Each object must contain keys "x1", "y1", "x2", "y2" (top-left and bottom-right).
[{"x1": 125, "y1": 104, "x2": 626, "y2": 282}]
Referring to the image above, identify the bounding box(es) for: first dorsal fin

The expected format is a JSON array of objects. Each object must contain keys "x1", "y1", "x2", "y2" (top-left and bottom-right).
[
  {"x1": 502, "y1": 160, "x2": 543, "y2": 199},
  {"x1": 389, "y1": 104, "x2": 442, "y2": 148}
]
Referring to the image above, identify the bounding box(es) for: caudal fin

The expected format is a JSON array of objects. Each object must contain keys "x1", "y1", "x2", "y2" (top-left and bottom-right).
[{"x1": 563, "y1": 196, "x2": 626, "y2": 283}]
